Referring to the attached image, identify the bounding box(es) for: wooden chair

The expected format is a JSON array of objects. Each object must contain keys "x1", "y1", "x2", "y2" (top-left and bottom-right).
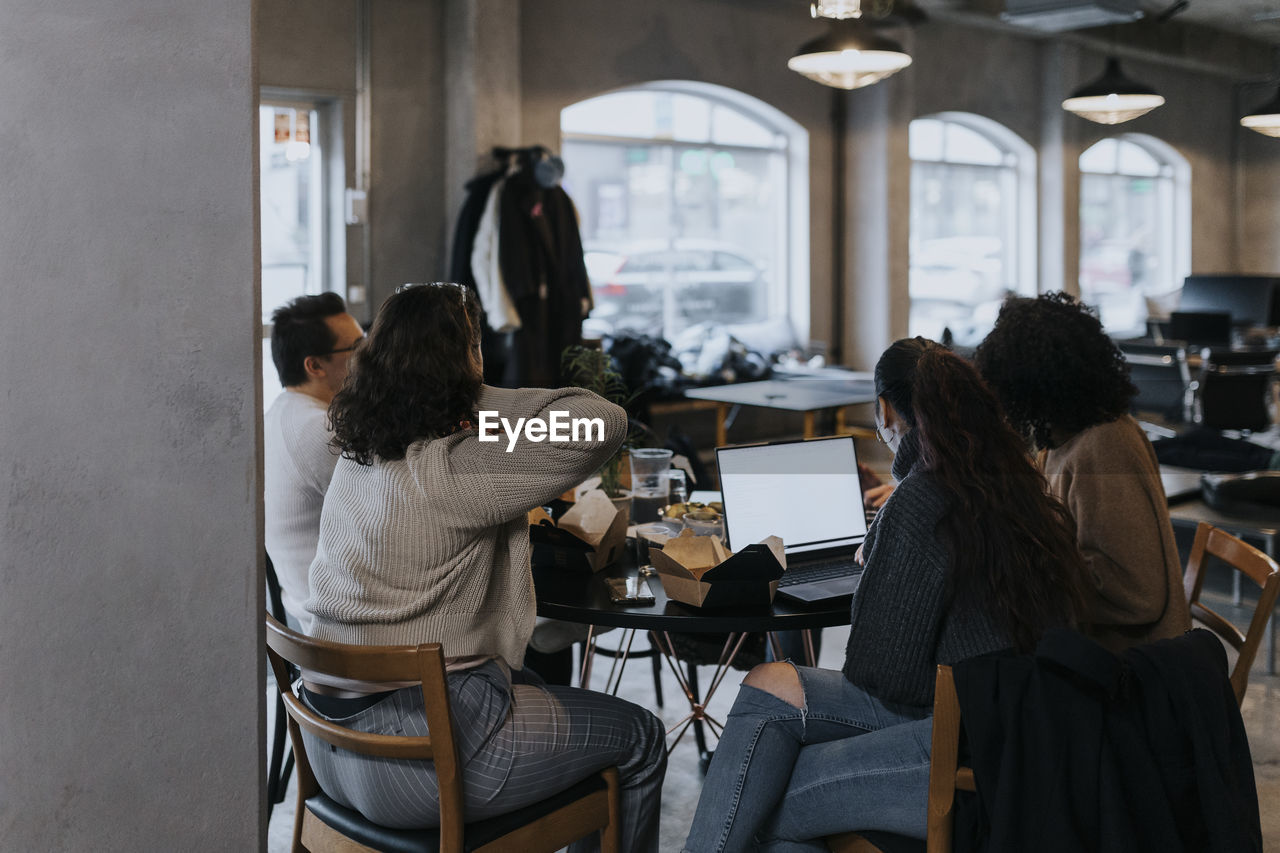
[
  {"x1": 1182, "y1": 521, "x2": 1280, "y2": 705},
  {"x1": 265, "y1": 614, "x2": 621, "y2": 853},
  {"x1": 826, "y1": 666, "x2": 974, "y2": 853}
]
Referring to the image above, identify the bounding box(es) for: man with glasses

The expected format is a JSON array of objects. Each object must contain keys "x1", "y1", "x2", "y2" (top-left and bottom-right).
[{"x1": 265, "y1": 292, "x2": 364, "y2": 631}]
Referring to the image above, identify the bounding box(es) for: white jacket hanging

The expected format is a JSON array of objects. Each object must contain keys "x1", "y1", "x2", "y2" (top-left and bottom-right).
[{"x1": 470, "y1": 178, "x2": 522, "y2": 332}]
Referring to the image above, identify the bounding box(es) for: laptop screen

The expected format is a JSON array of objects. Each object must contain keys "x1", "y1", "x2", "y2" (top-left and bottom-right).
[{"x1": 717, "y1": 436, "x2": 868, "y2": 555}]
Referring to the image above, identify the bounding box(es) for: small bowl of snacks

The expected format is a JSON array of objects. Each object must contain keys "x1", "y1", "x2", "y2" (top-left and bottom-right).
[{"x1": 682, "y1": 507, "x2": 724, "y2": 538}]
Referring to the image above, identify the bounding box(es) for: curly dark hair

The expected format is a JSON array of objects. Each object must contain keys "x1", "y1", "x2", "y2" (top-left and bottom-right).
[
  {"x1": 330, "y1": 282, "x2": 482, "y2": 465},
  {"x1": 973, "y1": 292, "x2": 1136, "y2": 449},
  {"x1": 876, "y1": 338, "x2": 1086, "y2": 653}
]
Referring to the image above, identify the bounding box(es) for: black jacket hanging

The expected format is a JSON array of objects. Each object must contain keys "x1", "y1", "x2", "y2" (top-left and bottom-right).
[
  {"x1": 497, "y1": 164, "x2": 591, "y2": 387},
  {"x1": 952, "y1": 628, "x2": 1260, "y2": 853}
]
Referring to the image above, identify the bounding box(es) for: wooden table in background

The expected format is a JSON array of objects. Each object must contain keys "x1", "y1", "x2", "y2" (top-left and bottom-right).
[{"x1": 683, "y1": 374, "x2": 879, "y2": 447}]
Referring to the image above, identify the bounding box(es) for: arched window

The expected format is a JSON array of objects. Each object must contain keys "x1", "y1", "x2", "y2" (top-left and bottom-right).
[
  {"x1": 908, "y1": 113, "x2": 1036, "y2": 345},
  {"x1": 1079, "y1": 134, "x2": 1190, "y2": 334},
  {"x1": 561, "y1": 82, "x2": 809, "y2": 344}
]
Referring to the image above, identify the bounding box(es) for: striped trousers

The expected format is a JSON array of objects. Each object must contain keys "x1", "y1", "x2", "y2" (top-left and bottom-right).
[{"x1": 301, "y1": 660, "x2": 667, "y2": 852}]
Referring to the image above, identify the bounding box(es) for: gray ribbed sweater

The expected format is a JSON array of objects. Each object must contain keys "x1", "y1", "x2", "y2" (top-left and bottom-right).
[
  {"x1": 842, "y1": 431, "x2": 1010, "y2": 708},
  {"x1": 306, "y1": 385, "x2": 627, "y2": 669}
]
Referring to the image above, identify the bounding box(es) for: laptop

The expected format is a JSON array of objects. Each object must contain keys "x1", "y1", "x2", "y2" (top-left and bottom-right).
[{"x1": 716, "y1": 436, "x2": 869, "y2": 604}]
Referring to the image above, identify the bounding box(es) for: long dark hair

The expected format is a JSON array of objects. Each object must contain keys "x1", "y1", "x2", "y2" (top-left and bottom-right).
[
  {"x1": 974, "y1": 292, "x2": 1136, "y2": 449},
  {"x1": 330, "y1": 282, "x2": 482, "y2": 465},
  {"x1": 876, "y1": 338, "x2": 1086, "y2": 653}
]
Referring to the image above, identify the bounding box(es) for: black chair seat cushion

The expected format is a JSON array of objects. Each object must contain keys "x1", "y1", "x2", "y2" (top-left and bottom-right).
[
  {"x1": 856, "y1": 831, "x2": 924, "y2": 853},
  {"x1": 304, "y1": 772, "x2": 607, "y2": 852}
]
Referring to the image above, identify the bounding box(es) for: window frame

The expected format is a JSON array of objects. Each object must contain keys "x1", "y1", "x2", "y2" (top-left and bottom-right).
[
  {"x1": 1077, "y1": 133, "x2": 1191, "y2": 307},
  {"x1": 907, "y1": 112, "x2": 1038, "y2": 343},
  {"x1": 258, "y1": 91, "x2": 348, "y2": 401},
  {"x1": 560, "y1": 80, "x2": 810, "y2": 345}
]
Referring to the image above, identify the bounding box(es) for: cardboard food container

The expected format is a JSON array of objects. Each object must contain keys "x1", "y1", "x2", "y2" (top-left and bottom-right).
[
  {"x1": 529, "y1": 489, "x2": 629, "y2": 573},
  {"x1": 650, "y1": 530, "x2": 786, "y2": 608}
]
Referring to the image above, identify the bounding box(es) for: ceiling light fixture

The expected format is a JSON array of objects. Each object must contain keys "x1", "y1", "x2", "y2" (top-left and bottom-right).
[
  {"x1": 1062, "y1": 57, "x2": 1165, "y2": 124},
  {"x1": 788, "y1": 19, "x2": 912, "y2": 90},
  {"x1": 1240, "y1": 86, "x2": 1280, "y2": 137},
  {"x1": 811, "y1": 1, "x2": 864, "y2": 18}
]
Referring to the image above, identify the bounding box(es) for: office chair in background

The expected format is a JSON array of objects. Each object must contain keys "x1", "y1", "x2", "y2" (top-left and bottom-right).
[
  {"x1": 1118, "y1": 340, "x2": 1194, "y2": 424},
  {"x1": 1170, "y1": 311, "x2": 1233, "y2": 350},
  {"x1": 1195, "y1": 348, "x2": 1279, "y2": 433}
]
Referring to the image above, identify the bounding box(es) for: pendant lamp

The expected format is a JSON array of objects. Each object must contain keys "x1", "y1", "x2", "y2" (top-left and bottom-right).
[
  {"x1": 811, "y1": 1, "x2": 863, "y2": 18},
  {"x1": 1240, "y1": 86, "x2": 1280, "y2": 137},
  {"x1": 1062, "y1": 57, "x2": 1164, "y2": 124},
  {"x1": 788, "y1": 19, "x2": 912, "y2": 90}
]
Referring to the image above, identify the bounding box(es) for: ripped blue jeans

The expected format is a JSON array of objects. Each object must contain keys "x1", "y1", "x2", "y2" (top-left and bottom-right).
[{"x1": 682, "y1": 665, "x2": 933, "y2": 853}]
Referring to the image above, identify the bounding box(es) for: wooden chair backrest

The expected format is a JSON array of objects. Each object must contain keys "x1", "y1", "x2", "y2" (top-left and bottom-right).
[
  {"x1": 826, "y1": 665, "x2": 974, "y2": 853},
  {"x1": 264, "y1": 614, "x2": 465, "y2": 846},
  {"x1": 923, "y1": 665, "x2": 975, "y2": 853},
  {"x1": 1182, "y1": 521, "x2": 1280, "y2": 705}
]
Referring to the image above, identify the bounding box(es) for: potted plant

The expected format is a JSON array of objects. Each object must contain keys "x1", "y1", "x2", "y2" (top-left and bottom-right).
[{"x1": 561, "y1": 344, "x2": 642, "y2": 501}]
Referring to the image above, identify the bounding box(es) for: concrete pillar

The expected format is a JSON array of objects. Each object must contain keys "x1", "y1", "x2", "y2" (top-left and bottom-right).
[
  {"x1": 1239, "y1": 110, "x2": 1280, "y2": 273},
  {"x1": 444, "y1": 0, "x2": 523, "y2": 229},
  {"x1": 844, "y1": 63, "x2": 913, "y2": 370},
  {"x1": 1059, "y1": 42, "x2": 1085, "y2": 297},
  {"x1": 0, "y1": 2, "x2": 261, "y2": 849},
  {"x1": 1039, "y1": 42, "x2": 1067, "y2": 295}
]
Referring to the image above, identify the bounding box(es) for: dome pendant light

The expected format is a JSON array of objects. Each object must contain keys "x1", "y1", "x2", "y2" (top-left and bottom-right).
[
  {"x1": 1063, "y1": 57, "x2": 1165, "y2": 124},
  {"x1": 1241, "y1": 86, "x2": 1280, "y2": 137},
  {"x1": 788, "y1": 19, "x2": 913, "y2": 90},
  {"x1": 811, "y1": 1, "x2": 864, "y2": 18}
]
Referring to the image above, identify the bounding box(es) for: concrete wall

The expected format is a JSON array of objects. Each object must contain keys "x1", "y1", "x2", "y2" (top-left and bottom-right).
[
  {"x1": 258, "y1": 0, "x2": 448, "y2": 317},
  {"x1": 1240, "y1": 101, "x2": 1280, "y2": 274},
  {"x1": 0, "y1": 1, "x2": 261, "y2": 850},
  {"x1": 518, "y1": 0, "x2": 839, "y2": 355},
  {"x1": 368, "y1": 0, "x2": 447, "y2": 298},
  {"x1": 1065, "y1": 47, "x2": 1238, "y2": 275},
  {"x1": 258, "y1": 0, "x2": 1279, "y2": 370}
]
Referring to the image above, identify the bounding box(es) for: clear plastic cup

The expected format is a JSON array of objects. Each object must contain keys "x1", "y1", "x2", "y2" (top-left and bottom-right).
[
  {"x1": 634, "y1": 522, "x2": 673, "y2": 577},
  {"x1": 629, "y1": 448, "x2": 673, "y2": 524},
  {"x1": 668, "y1": 468, "x2": 689, "y2": 505}
]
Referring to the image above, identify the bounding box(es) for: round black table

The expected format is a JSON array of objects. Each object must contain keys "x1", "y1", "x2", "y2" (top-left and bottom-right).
[
  {"x1": 533, "y1": 559, "x2": 853, "y2": 768},
  {"x1": 533, "y1": 562, "x2": 852, "y2": 633}
]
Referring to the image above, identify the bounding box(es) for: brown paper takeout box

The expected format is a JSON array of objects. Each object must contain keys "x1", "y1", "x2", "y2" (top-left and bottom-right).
[
  {"x1": 529, "y1": 489, "x2": 629, "y2": 573},
  {"x1": 650, "y1": 530, "x2": 786, "y2": 608}
]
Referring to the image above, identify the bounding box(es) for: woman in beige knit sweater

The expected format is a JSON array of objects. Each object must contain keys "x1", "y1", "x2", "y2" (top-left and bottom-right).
[
  {"x1": 975, "y1": 292, "x2": 1191, "y2": 652},
  {"x1": 302, "y1": 282, "x2": 666, "y2": 851}
]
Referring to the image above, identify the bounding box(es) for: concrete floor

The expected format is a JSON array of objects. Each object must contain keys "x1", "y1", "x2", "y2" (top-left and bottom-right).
[{"x1": 267, "y1": 584, "x2": 1280, "y2": 851}]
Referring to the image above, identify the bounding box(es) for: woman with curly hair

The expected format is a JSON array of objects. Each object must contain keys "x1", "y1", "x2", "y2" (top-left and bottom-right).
[
  {"x1": 303, "y1": 282, "x2": 666, "y2": 851},
  {"x1": 974, "y1": 292, "x2": 1190, "y2": 653},
  {"x1": 682, "y1": 338, "x2": 1086, "y2": 850}
]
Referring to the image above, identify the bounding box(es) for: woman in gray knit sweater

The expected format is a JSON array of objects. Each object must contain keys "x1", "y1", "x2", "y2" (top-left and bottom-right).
[
  {"x1": 683, "y1": 338, "x2": 1087, "y2": 852},
  {"x1": 301, "y1": 283, "x2": 667, "y2": 851}
]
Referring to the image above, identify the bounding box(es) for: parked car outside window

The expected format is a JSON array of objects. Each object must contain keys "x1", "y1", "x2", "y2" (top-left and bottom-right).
[{"x1": 585, "y1": 239, "x2": 768, "y2": 337}]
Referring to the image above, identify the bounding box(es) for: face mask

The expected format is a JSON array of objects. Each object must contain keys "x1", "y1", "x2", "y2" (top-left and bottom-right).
[{"x1": 875, "y1": 411, "x2": 899, "y2": 455}]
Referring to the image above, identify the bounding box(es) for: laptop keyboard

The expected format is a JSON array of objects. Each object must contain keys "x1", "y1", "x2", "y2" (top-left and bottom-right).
[{"x1": 779, "y1": 558, "x2": 862, "y2": 587}]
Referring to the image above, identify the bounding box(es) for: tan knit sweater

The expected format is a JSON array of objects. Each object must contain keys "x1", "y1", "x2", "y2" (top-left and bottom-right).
[
  {"x1": 306, "y1": 385, "x2": 626, "y2": 669},
  {"x1": 1042, "y1": 415, "x2": 1191, "y2": 653}
]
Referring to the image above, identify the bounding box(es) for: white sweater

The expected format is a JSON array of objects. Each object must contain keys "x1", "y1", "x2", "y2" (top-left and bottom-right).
[
  {"x1": 264, "y1": 389, "x2": 340, "y2": 630},
  {"x1": 306, "y1": 385, "x2": 626, "y2": 669}
]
